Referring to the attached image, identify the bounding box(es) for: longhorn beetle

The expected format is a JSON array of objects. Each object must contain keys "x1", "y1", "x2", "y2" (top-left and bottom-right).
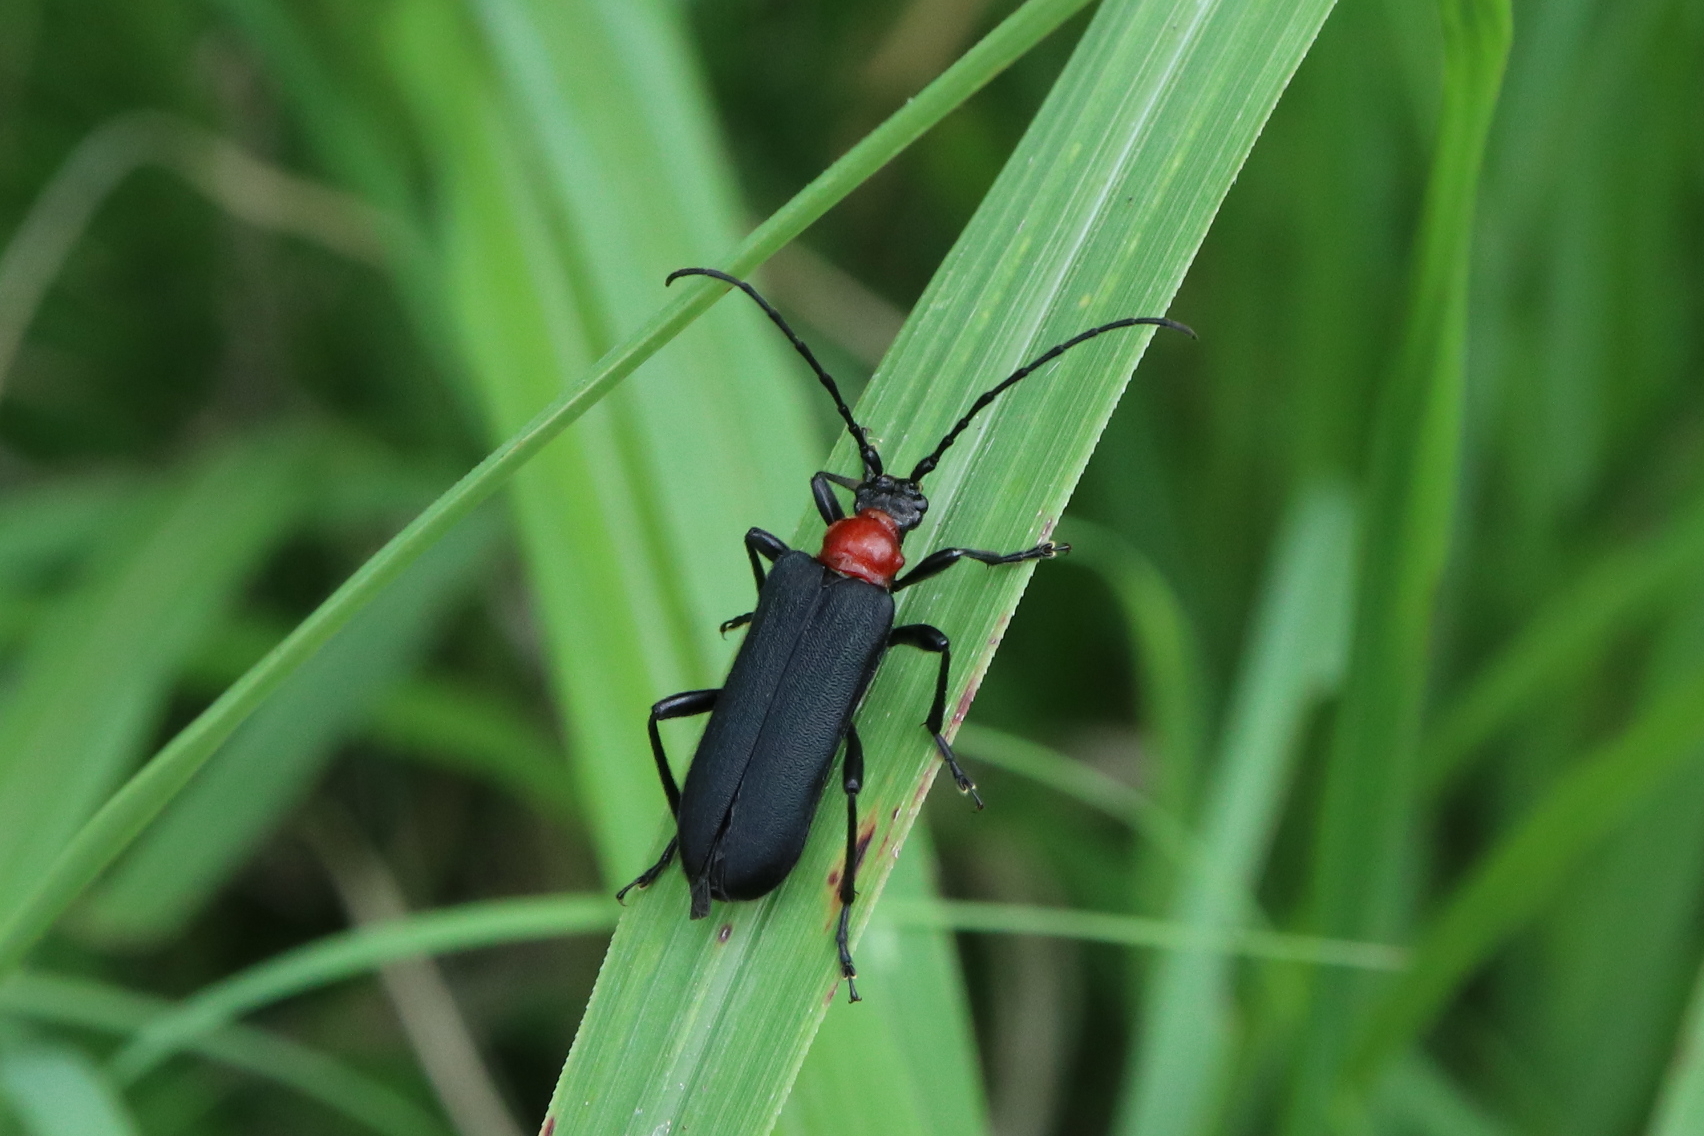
[{"x1": 618, "y1": 267, "x2": 1193, "y2": 1001}]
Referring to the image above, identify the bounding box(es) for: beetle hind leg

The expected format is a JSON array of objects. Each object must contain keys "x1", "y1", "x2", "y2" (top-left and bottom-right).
[
  {"x1": 890, "y1": 623, "x2": 983, "y2": 809},
  {"x1": 616, "y1": 838, "x2": 678, "y2": 904},
  {"x1": 618, "y1": 690, "x2": 718, "y2": 905},
  {"x1": 837, "y1": 725, "x2": 866, "y2": 1002}
]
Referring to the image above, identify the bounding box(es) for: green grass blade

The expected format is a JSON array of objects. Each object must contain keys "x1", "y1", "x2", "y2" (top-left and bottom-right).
[
  {"x1": 359, "y1": 676, "x2": 576, "y2": 818},
  {"x1": 1649, "y1": 956, "x2": 1704, "y2": 1136},
  {"x1": 955, "y1": 721, "x2": 1199, "y2": 862},
  {"x1": 1284, "y1": 0, "x2": 1511, "y2": 1124},
  {"x1": 396, "y1": 0, "x2": 818, "y2": 880},
  {"x1": 77, "y1": 509, "x2": 504, "y2": 947},
  {"x1": 182, "y1": 616, "x2": 575, "y2": 821},
  {"x1": 1352, "y1": 668, "x2": 1704, "y2": 1084},
  {"x1": 885, "y1": 901, "x2": 1404, "y2": 971},
  {"x1": 1423, "y1": 495, "x2": 1704, "y2": 794},
  {"x1": 1374, "y1": 1054, "x2": 1515, "y2": 1136},
  {"x1": 0, "y1": 434, "x2": 305, "y2": 908},
  {"x1": 0, "y1": 0, "x2": 1092, "y2": 981},
  {"x1": 400, "y1": 0, "x2": 993, "y2": 1124},
  {"x1": 1059, "y1": 516, "x2": 1211, "y2": 811},
  {"x1": 1120, "y1": 481, "x2": 1357, "y2": 1136},
  {"x1": 0, "y1": 1039, "x2": 137, "y2": 1136},
  {"x1": 1527, "y1": 595, "x2": 1704, "y2": 1136},
  {"x1": 543, "y1": 0, "x2": 1342, "y2": 1130},
  {"x1": 110, "y1": 894, "x2": 616, "y2": 1080},
  {"x1": 776, "y1": 827, "x2": 989, "y2": 1136},
  {"x1": 0, "y1": 474, "x2": 135, "y2": 588},
  {"x1": 1, "y1": 972, "x2": 448, "y2": 1136}
]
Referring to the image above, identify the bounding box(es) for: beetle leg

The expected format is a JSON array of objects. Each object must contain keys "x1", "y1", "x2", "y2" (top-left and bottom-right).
[
  {"x1": 719, "y1": 611, "x2": 753, "y2": 636},
  {"x1": 889, "y1": 624, "x2": 983, "y2": 809},
  {"x1": 616, "y1": 838, "x2": 677, "y2": 904},
  {"x1": 617, "y1": 689, "x2": 718, "y2": 902},
  {"x1": 645, "y1": 689, "x2": 719, "y2": 817},
  {"x1": 743, "y1": 527, "x2": 791, "y2": 595},
  {"x1": 811, "y1": 471, "x2": 855, "y2": 525},
  {"x1": 837, "y1": 724, "x2": 865, "y2": 1003},
  {"x1": 890, "y1": 541, "x2": 1069, "y2": 593}
]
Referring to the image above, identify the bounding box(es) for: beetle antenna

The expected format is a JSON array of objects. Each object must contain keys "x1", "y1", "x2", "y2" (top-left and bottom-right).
[
  {"x1": 668, "y1": 267, "x2": 884, "y2": 477},
  {"x1": 909, "y1": 316, "x2": 1195, "y2": 481}
]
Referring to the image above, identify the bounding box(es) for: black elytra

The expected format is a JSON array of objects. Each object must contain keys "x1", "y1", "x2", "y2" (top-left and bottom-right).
[{"x1": 617, "y1": 267, "x2": 1193, "y2": 1001}]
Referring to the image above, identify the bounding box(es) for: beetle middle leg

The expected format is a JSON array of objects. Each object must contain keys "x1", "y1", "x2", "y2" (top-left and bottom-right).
[
  {"x1": 617, "y1": 688, "x2": 719, "y2": 903},
  {"x1": 890, "y1": 541, "x2": 1069, "y2": 593},
  {"x1": 837, "y1": 723, "x2": 865, "y2": 1003},
  {"x1": 889, "y1": 623, "x2": 984, "y2": 809}
]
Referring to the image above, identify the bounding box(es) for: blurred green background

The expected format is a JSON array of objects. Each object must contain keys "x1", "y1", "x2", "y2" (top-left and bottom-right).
[{"x1": 1, "y1": 0, "x2": 1702, "y2": 1134}]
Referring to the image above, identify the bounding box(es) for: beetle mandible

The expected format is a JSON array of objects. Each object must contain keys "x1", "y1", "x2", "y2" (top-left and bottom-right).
[{"x1": 618, "y1": 267, "x2": 1193, "y2": 1001}]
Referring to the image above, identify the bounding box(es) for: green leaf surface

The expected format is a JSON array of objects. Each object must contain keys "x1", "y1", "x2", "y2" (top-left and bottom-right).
[
  {"x1": 1373, "y1": 1055, "x2": 1514, "y2": 1136},
  {"x1": 890, "y1": 901, "x2": 1405, "y2": 971},
  {"x1": 1, "y1": 971, "x2": 447, "y2": 1136},
  {"x1": 112, "y1": 893, "x2": 617, "y2": 1080},
  {"x1": 1423, "y1": 494, "x2": 1704, "y2": 794},
  {"x1": 544, "y1": 0, "x2": 1341, "y2": 1130},
  {"x1": 1650, "y1": 956, "x2": 1704, "y2": 1136},
  {"x1": 78, "y1": 508, "x2": 504, "y2": 947},
  {"x1": 0, "y1": 475, "x2": 136, "y2": 590},
  {"x1": 1120, "y1": 481, "x2": 1357, "y2": 1136},
  {"x1": 360, "y1": 675, "x2": 576, "y2": 818},
  {"x1": 179, "y1": 617, "x2": 576, "y2": 821},
  {"x1": 776, "y1": 826, "x2": 989, "y2": 1136},
  {"x1": 0, "y1": 1039, "x2": 137, "y2": 1136},
  {"x1": 1354, "y1": 668, "x2": 1704, "y2": 1083},
  {"x1": 1284, "y1": 0, "x2": 1511, "y2": 1124},
  {"x1": 0, "y1": 433, "x2": 305, "y2": 910},
  {"x1": 955, "y1": 721, "x2": 1199, "y2": 869},
  {"x1": 1059, "y1": 516, "x2": 1210, "y2": 814},
  {"x1": 1529, "y1": 594, "x2": 1704, "y2": 1136},
  {"x1": 395, "y1": 0, "x2": 816, "y2": 882}
]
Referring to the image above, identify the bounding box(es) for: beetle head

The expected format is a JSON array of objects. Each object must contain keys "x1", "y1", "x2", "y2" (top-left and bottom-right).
[{"x1": 853, "y1": 474, "x2": 928, "y2": 532}]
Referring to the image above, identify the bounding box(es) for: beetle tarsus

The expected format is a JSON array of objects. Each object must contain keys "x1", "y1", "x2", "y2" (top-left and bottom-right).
[
  {"x1": 616, "y1": 837, "x2": 679, "y2": 904},
  {"x1": 934, "y1": 734, "x2": 985, "y2": 809},
  {"x1": 720, "y1": 612, "x2": 753, "y2": 636},
  {"x1": 837, "y1": 905, "x2": 861, "y2": 1003}
]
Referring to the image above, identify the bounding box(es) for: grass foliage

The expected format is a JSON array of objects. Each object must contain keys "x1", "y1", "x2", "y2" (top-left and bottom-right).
[{"x1": 0, "y1": 0, "x2": 1701, "y2": 1134}]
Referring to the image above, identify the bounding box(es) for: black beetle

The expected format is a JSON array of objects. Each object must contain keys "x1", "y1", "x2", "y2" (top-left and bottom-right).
[{"x1": 618, "y1": 267, "x2": 1191, "y2": 1000}]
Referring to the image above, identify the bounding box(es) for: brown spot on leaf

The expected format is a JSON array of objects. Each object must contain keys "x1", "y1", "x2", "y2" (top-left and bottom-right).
[
  {"x1": 717, "y1": 923, "x2": 732, "y2": 944},
  {"x1": 855, "y1": 817, "x2": 877, "y2": 868},
  {"x1": 539, "y1": 1119, "x2": 555, "y2": 1136}
]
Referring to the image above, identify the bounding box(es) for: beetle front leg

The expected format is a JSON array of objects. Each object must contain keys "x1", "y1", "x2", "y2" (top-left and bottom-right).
[
  {"x1": 889, "y1": 624, "x2": 983, "y2": 809},
  {"x1": 837, "y1": 724, "x2": 865, "y2": 1003},
  {"x1": 617, "y1": 689, "x2": 718, "y2": 903},
  {"x1": 890, "y1": 541, "x2": 1069, "y2": 594},
  {"x1": 811, "y1": 471, "x2": 856, "y2": 525},
  {"x1": 742, "y1": 527, "x2": 791, "y2": 596}
]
